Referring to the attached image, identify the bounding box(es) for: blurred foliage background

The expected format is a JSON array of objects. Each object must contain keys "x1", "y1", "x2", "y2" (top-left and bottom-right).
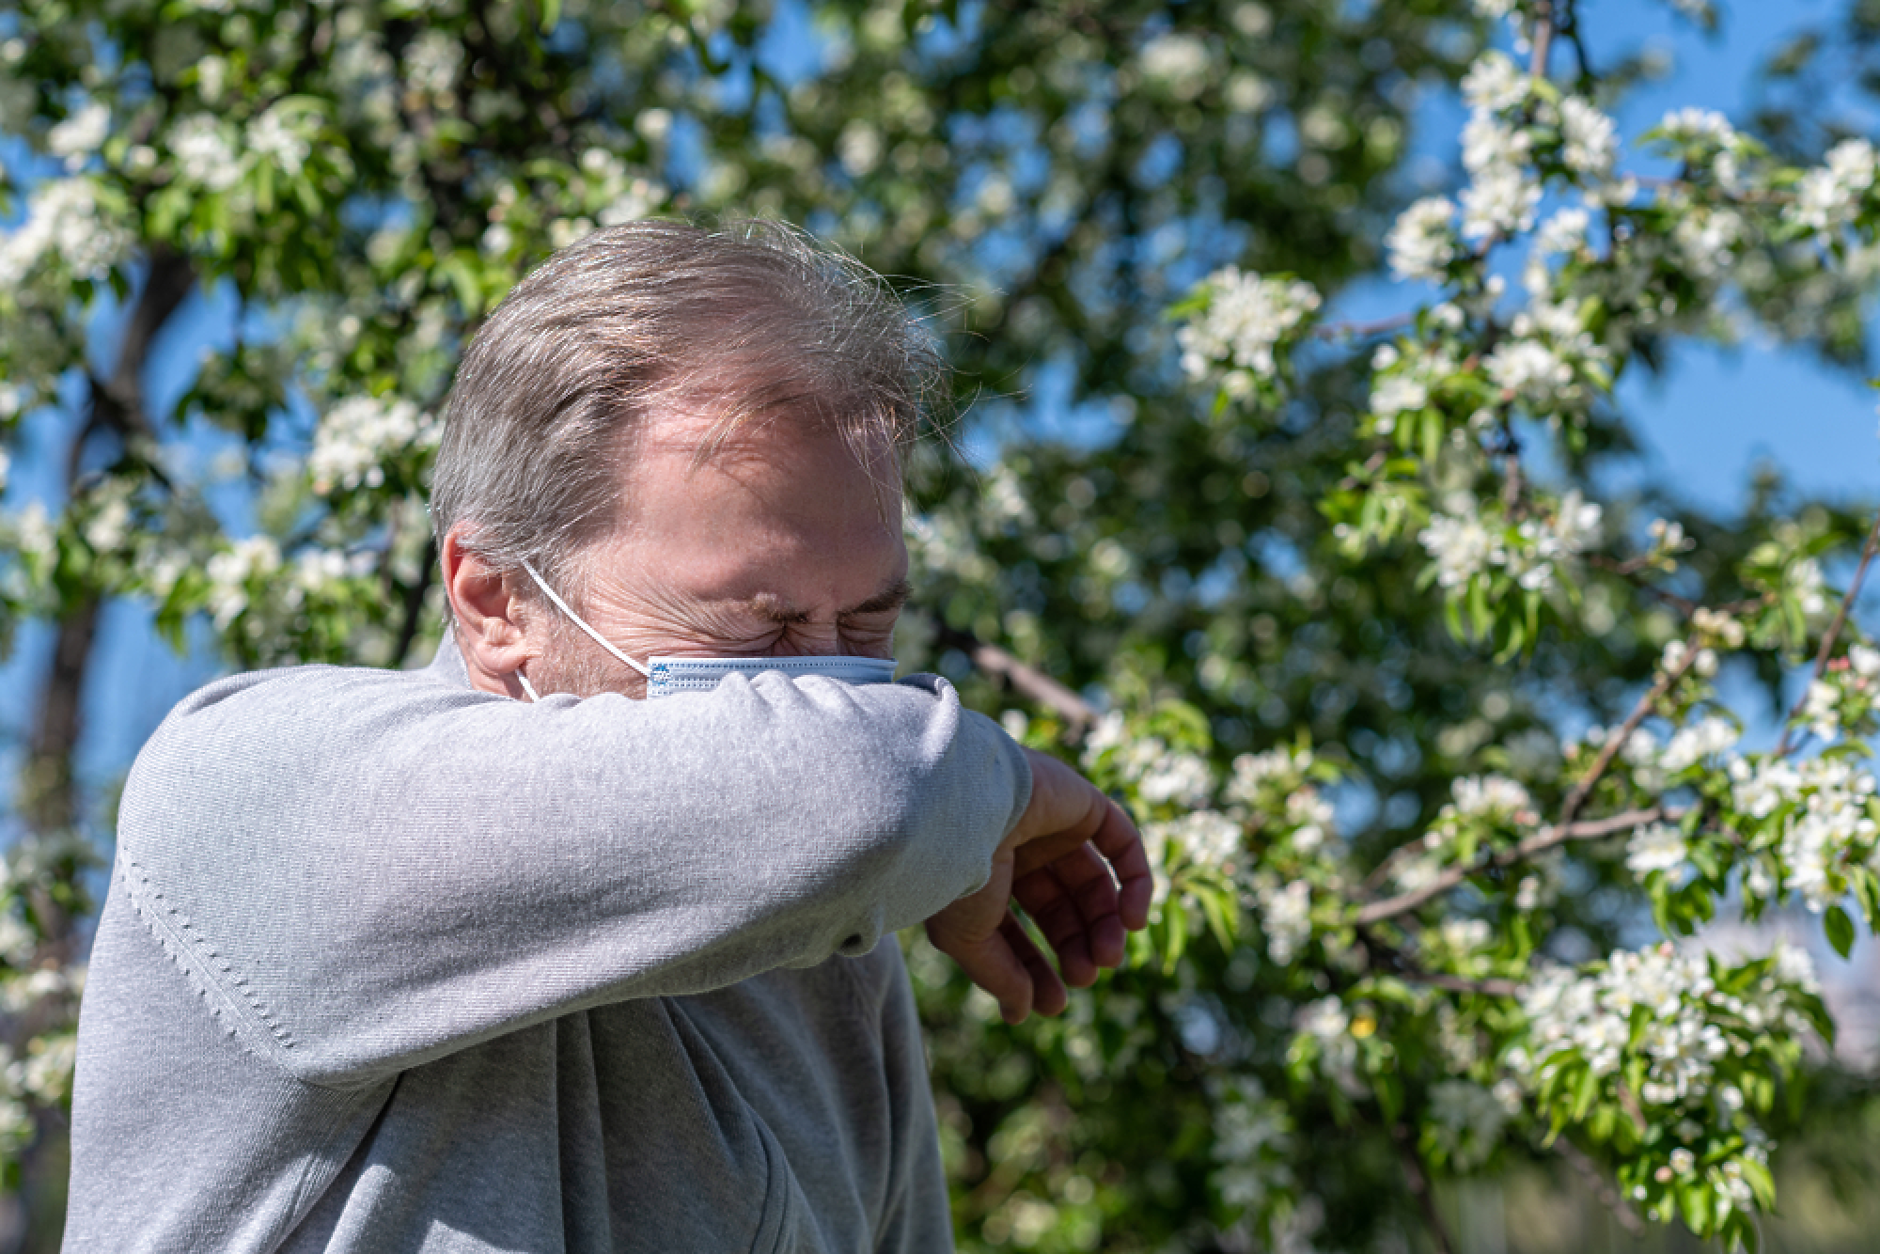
[{"x1": 5, "y1": 0, "x2": 1880, "y2": 1250}]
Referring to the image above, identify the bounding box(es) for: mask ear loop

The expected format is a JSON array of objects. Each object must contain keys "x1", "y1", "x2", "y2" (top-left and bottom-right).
[
  {"x1": 515, "y1": 669, "x2": 542, "y2": 702},
  {"x1": 520, "y1": 560, "x2": 652, "y2": 678}
]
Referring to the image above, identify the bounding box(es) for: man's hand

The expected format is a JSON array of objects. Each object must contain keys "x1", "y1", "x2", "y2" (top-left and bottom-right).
[{"x1": 925, "y1": 749, "x2": 1152, "y2": 1024}]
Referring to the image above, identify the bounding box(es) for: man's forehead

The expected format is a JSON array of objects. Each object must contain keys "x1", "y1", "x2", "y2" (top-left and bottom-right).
[{"x1": 615, "y1": 397, "x2": 904, "y2": 521}]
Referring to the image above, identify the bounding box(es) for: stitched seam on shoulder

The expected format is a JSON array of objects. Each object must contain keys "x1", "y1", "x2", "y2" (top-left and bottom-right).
[{"x1": 116, "y1": 844, "x2": 305, "y2": 1077}]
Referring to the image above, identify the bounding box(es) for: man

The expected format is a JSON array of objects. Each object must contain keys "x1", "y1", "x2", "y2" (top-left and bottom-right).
[{"x1": 65, "y1": 220, "x2": 1151, "y2": 1252}]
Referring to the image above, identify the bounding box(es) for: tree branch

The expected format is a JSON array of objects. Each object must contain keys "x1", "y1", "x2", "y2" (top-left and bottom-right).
[
  {"x1": 25, "y1": 249, "x2": 194, "y2": 837},
  {"x1": 1357, "y1": 806, "x2": 1677, "y2": 926},
  {"x1": 1529, "y1": 1, "x2": 1556, "y2": 81},
  {"x1": 1555, "y1": 1138, "x2": 1645, "y2": 1236},
  {"x1": 937, "y1": 625, "x2": 1098, "y2": 734},
  {"x1": 1557, "y1": 639, "x2": 1697, "y2": 831},
  {"x1": 1354, "y1": 926, "x2": 1522, "y2": 997},
  {"x1": 1391, "y1": 1122, "x2": 1457, "y2": 1254},
  {"x1": 390, "y1": 537, "x2": 439, "y2": 669},
  {"x1": 1313, "y1": 312, "x2": 1416, "y2": 341},
  {"x1": 1776, "y1": 509, "x2": 1880, "y2": 756}
]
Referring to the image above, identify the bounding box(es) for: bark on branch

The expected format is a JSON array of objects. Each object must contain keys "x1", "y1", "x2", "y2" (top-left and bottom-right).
[
  {"x1": 1776, "y1": 509, "x2": 1880, "y2": 757},
  {"x1": 936, "y1": 625, "x2": 1099, "y2": 735},
  {"x1": 24, "y1": 249, "x2": 193, "y2": 836},
  {"x1": 1356, "y1": 806, "x2": 1677, "y2": 927}
]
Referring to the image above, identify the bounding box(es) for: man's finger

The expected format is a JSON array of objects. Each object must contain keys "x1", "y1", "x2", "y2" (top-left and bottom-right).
[
  {"x1": 1085, "y1": 795, "x2": 1154, "y2": 930},
  {"x1": 1014, "y1": 844, "x2": 1126, "y2": 983},
  {"x1": 1000, "y1": 911, "x2": 1066, "y2": 1019}
]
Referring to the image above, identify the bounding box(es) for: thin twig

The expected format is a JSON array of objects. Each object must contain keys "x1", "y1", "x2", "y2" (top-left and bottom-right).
[
  {"x1": 1528, "y1": 1, "x2": 1556, "y2": 80},
  {"x1": 1391, "y1": 1122, "x2": 1458, "y2": 1254},
  {"x1": 1776, "y1": 510, "x2": 1880, "y2": 756},
  {"x1": 1357, "y1": 806, "x2": 1677, "y2": 925},
  {"x1": 1362, "y1": 828, "x2": 1451, "y2": 895},
  {"x1": 1396, "y1": 969, "x2": 1521, "y2": 999},
  {"x1": 1360, "y1": 651, "x2": 1697, "y2": 923},
  {"x1": 1496, "y1": 420, "x2": 1524, "y2": 514},
  {"x1": 1313, "y1": 313, "x2": 1416, "y2": 341},
  {"x1": 937, "y1": 626, "x2": 1099, "y2": 734},
  {"x1": 1354, "y1": 926, "x2": 1522, "y2": 997},
  {"x1": 1558, "y1": 640, "x2": 1698, "y2": 830},
  {"x1": 1336, "y1": 449, "x2": 1389, "y2": 493},
  {"x1": 1555, "y1": 1139, "x2": 1645, "y2": 1236}
]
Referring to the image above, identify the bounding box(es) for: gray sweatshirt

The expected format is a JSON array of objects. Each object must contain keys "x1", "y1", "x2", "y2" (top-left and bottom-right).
[{"x1": 64, "y1": 640, "x2": 1031, "y2": 1252}]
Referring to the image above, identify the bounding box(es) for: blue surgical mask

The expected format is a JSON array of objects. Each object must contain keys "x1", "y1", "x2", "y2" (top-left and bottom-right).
[{"x1": 518, "y1": 561, "x2": 898, "y2": 700}]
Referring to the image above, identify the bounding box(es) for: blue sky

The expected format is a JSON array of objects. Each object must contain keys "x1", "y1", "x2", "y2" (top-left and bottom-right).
[
  {"x1": 3, "y1": 0, "x2": 1878, "y2": 826},
  {"x1": 1533, "y1": 0, "x2": 1878, "y2": 515}
]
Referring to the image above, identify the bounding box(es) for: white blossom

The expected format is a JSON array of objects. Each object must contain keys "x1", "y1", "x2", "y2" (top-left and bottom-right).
[
  {"x1": 1460, "y1": 51, "x2": 1528, "y2": 114},
  {"x1": 1560, "y1": 98, "x2": 1618, "y2": 179},
  {"x1": 0, "y1": 178, "x2": 131, "y2": 286},
  {"x1": 1730, "y1": 754, "x2": 1879, "y2": 910},
  {"x1": 1178, "y1": 268, "x2": 1322, "y2": 381},
  {"x1": 1385, "y1": 197, "x2": 1458, "y2": 282},
  {"x1": 1532, "y1": 206, "x2": 1591, "y2": 260},
  {"x1": 1210, "y1": 1078, "x2": 1294, "y2": 1209},
  {"x1": 1298, "y1": 996, "x2": 1347, "y2": 1044},
  {"x1": 0, "y1": 912, "x2": 34, "y2": 968},
  {"x1": 1419, "y1": 512, "x2": 1501, "y2": 589},
  {"x1": 47, "y1": 101, "x2": 110, "y2": 169},
  {"x1": 1285, "y1": 787, "x2": 1334, "y2": 853},
  {"x1": 1802, "y1": 679, "x2": 1841, "y2": 741},
  {"x1": 310, "y1": 396, "x2": 439, "y2": 494},
  {"x1": 1368, "y1": 375, "x2": 1427, "y2": 433},
  {"x1": 205, "y1": 536, "x2": 283, "y2": 628},
  {"x1": 404, "y1": 29, "x2": 464, "y2": 98},
  {"x1": 1462, "y1": 110, "x2": 1532, "y2": 171},
  {"x1": 1452, "y1": 774, "x2": 1532, "y2": 820},
  {"x1": 1484, "y1": 338, "x2": 1573, "y2": 402},
  {"x1": 1138, "y1": 750, "x2": 1214, "y2": 809},
  {"x1": 1692, "y1": 605, "x2": 1746, "y2": 648},
  {"x1": 1626, "y1": 823, "x2": 1688, "y2": 877},
  {"x1": 1149, "y1": 809, "x2": 1243, "y2": 871},
  {"x1": 247, "y1": 108, "x2": 312, "y2": 177},
  {"x1": 1789, "y1": 557, "x2": 1829, "y2": 615},
  {"x1": 1138, "y1": 33, "x2": 1211, "y2": 100},
  {"x1": 1659, "y1": 107, "x2": 1738, "y2": 148},
  {"x1": 1461, "y1": 160, "x2": 1541, "y2": 243},
  {"x1": 81, "y1": 481, "x2": 134, "y2": 555},
  {"x1": 1521, "y1": 942, "x2": 1811, "y2": 1117},
  {"x1": 12, "y1": 502, "x2": 57, "y2": 567},
  {"x1": 1790, "y1": 138, "x2": 1878, "y2": 236},
  {"x1": 14, "y1": 1034, "x2": 74, "y2": 1105},
  {"x1": 166, "y1": 115, "x2": 241, "y2": 191},
  {"x1": 1257, "y1": 879, "x2": 1311, "y2": 964},
  {"x1": 1659, "y1": 716, "x2": 1737, "y2": 773}
]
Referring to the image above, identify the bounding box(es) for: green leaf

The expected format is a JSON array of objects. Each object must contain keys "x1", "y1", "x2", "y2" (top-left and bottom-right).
[
  {"x1": 1372, "y1": 1068, "x2": 1402, "y2": 1124},
  {"x1": 1196, "y1": 882, "x2": 1239, "y2": 951},
  {"x1": 1741, "y1": 1156, "x2": 1777, "y2": 1210},
  {"x1": 1826, "y1": 903, "x2": 1856, "y2": 959}
]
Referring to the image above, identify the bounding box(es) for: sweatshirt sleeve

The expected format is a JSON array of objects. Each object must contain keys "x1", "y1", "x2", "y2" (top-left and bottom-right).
[{"x1": 111, "y1": 659, "x2": 1031, "y2": 1087}]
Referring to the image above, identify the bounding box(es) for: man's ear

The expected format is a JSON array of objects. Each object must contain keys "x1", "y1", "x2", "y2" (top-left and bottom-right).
[{"x1": 442, "y1": 526, "x2": 537, "y2": 695}]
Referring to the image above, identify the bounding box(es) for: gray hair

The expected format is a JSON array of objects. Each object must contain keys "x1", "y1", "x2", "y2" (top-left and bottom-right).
[{"x1": 430, "y1": 218, "x2": 945, "y2": 596}]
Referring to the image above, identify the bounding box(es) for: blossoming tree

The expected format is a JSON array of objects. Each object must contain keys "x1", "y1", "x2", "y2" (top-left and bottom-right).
[{"x1": 4, "y1": 0, "x2": 1880, "y2": 1248}]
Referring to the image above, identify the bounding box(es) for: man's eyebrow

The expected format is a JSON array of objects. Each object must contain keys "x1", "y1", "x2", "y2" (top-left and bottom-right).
[
  {"x1": 841, "y1": 578, "x2": 913, "y2": 618},
  {"x1": 740, "y1": 578, "x2": 912, "y2": 624}
]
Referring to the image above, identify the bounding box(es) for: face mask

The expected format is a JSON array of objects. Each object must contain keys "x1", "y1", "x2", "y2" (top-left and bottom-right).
[{"x1": 518, "y1": 561, "x2": 898, "y2": 700}]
